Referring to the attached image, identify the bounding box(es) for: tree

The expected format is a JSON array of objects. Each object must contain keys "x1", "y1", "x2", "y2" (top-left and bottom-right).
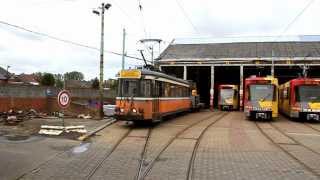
[
  {"x1": 54, "y1": 74, "x2": 64, "y2": 88},
  {"x1": 64, "y1": 71, "x2": 84, "y2": 81},
  {"x1": 91, "y1": 77, "x2": 99, "y2": 89},
  {"x1": 40, "y1": 73, "x2": 55, "y2": 86}
]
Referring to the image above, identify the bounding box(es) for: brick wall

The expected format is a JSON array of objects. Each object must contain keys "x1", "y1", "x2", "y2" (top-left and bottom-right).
[{"x1": 0, "y1": 84, "x2": 116, "y2": 116}]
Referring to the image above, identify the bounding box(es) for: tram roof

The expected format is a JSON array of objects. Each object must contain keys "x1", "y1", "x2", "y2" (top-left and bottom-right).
[
  {"x1": 158, "y1": 41, "x2": 320, "y2": 60},
  {"x1": 140, "y1": 69, "x2": 191, "y2": 85}
]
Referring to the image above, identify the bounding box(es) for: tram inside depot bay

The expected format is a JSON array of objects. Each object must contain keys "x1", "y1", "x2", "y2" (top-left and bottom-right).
[
  {"x1": 244, "y1": 76, "x2": 279, "y2": 120},
  {"x1": 279, "y1": 78, "x2": 320, "y2": 121}
]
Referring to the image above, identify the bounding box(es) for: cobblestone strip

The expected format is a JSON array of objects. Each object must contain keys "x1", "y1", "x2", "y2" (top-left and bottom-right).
[
  {"x1": 139, "y1": 112, "x2": 223, "y2": 179},
  {"x1": 304, "y1": 123, "x2": 320, "y2": 133},
  {"x1": 257, "y1": 121, "x2": 320, "y2": 178},
  {"x1": 192, "y1": 112, "x2": 317, "y2": 180},
  {"x1": 144, "y1": 113, "x2": 228, "y2": 180},
  {"x1": 272, "y1": 116, "x2": 320, "y2": 153},
  {"x1": 145, "y1": 139, "x2": 196, "y2": 180},
  {"x1": 21, "y1": 123, "x2": 131, "y2": 180},
  {"x1": 89, "y1": 135, "x2": 148, "y2": 180}
]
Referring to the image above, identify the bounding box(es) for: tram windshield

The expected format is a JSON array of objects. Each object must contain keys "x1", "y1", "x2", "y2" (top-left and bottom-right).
[
  {"x1": 295, "y1": 85, "x2": 320, "y2": 102},
  {"x1": 220, "y1": 89, "x2": 234, "y2": 102},
  {"x1": 119, "y1": 79, "x2": 151, "y2": 97},
  {"x1": 249, "y1": 84, "x2": 275, "y2": 101}
]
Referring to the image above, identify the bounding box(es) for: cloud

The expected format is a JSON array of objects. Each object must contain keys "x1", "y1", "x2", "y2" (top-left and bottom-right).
[{"x1": 0, "y1": 0, "x2": 319, "y2": 80}]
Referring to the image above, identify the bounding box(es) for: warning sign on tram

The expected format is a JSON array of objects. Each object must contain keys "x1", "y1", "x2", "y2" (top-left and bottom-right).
[{"x1": 57, "y1": 90, "x2": 71, "y2": 109}]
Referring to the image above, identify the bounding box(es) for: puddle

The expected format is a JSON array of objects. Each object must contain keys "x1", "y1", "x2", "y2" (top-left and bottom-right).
[
  {"x1": 5, "y1": 135, "x2": 30, "y2": 141},
  {"x1": 0, "y1": 134, "x2": 43, "y2": 143},
  {"x1": 72, "y1": 142, "x2": 91, "y2": 154}
]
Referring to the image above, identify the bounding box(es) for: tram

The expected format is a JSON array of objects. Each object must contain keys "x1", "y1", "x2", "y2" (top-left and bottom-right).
[
  {"x1": 244, "y1": 76, "x2": 278, "y2": 120},
  {"x1": 115, "y1": 69, "x2": 202, "y2": 123},
  {"x1": 279, "y1": 78, "x2": 320, "y2": 121},
  {"x1": 218, "y1": 84, "x2": 239, "y2": 111}
]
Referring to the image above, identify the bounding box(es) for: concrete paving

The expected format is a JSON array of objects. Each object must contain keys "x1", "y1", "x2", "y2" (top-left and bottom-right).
[{"x1": 1, "y1": 111, "x2": 320, "y2": 180}]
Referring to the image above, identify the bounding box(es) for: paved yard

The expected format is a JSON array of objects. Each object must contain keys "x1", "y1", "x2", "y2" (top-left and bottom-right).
[{"x1": 1, "y1": 111, "x2": 320, "y2": 180}]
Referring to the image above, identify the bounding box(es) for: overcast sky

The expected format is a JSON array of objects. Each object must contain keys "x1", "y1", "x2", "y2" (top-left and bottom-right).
[{"x1": 0, "y1": 0, "x2": 320, "y2": 80}]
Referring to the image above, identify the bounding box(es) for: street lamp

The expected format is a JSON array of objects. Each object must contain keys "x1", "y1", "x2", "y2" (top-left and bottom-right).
[{"x1": 93, "y1": 3, "x2": 111, "y2": 119}]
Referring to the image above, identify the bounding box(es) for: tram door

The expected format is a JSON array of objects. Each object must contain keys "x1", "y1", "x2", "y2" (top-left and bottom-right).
[{"x1": 152, "y1": 80, "x2": 160, "y2": 121}]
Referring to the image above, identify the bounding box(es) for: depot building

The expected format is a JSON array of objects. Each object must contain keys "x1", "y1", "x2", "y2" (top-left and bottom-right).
[{"x1": 156, "y1": 38, "x2": 320, "y2": 109}]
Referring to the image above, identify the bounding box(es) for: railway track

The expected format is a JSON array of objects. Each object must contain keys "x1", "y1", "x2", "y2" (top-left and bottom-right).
[
  {"x1": 86, "y1": 126, "x2": 133, "y2": 180},
  {"x1": 255, "y1": 119, "x2": 320, "y2": 177},
  {"x1": 276, "y1": 116, "x2": 320, "y2": 156},
  {"x1": 186, "y1": 112, "x2": 228, "y2": 180},
  {"x1": 138, "y1": 111, "x2": 228, "y2": 180},
  {"x1": 303, "y1": 122, "x2": 320, "y2": 134},
  {"x1": 135, "y1": 128, "x2": 152, "y2": 180}
]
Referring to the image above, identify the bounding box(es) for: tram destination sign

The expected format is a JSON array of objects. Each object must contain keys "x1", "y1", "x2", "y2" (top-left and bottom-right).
[
  {"x1": 57, "y1": 90, "x2": 71, "y2": 109},
  {"x1": 120, "y1": 69, "x2": 141, "y2": 79}
]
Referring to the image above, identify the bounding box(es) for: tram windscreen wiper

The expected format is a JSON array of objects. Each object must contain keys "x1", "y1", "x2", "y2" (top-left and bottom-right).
[{"x1": 260, "y1": 93, "x2": 272, "y2": 102}]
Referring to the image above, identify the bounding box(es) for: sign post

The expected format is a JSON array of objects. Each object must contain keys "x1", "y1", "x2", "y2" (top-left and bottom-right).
[{"x1": 57, "y1": 90, "x2": 71, "y2": 127}]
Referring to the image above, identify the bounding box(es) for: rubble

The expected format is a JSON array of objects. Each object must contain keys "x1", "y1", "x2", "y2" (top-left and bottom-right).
[
  {"x1": 0, "y1": 109, "x2": 48, "y2": 125},
  {"x1": 77, "y1": 114, "x2": 92, "y2": 119}
]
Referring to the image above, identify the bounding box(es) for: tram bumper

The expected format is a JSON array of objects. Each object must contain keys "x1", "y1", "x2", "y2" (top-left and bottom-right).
[
  {"x1": 306, "y1": 113, "x2": 319, "y2": 121},
  {"x1": 250, "y1": 110, "x2": 272, "y2": 120},
  {"x1": 300, "y1": 109, "x2": 320, "y2": 121},
  {"x1": 114, "y1": 113, "x2": 144, "y2": 121}
]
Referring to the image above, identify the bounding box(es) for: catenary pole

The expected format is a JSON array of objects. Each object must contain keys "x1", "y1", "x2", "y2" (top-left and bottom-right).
[{"x1": 122, "y1": 28, "x2": 126, "y2": 70}]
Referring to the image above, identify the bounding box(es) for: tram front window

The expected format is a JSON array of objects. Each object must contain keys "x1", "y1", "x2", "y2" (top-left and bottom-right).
[
  {"x1": 249, "y1": 84, "x2": 275, "y2": 101},
  {"x1": 220, "y1": 89, "x2": 234, "y2": 103},
  {"x1": 119, "y1": 79, "x2": 151, "y2": 97},
  {"x1": 295, "y1": 85, "x2": 320, "y2": 102},
  {"x1": 120, "y1": 79, "x2": 138, "y2": 97}
]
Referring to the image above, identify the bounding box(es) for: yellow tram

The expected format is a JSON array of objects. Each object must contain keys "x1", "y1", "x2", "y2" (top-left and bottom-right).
[
  {"x1": 244, "y1": 76, "x2": 278, "y2": 120},
  {"x1": 218, "y1": 84, "x2": 239, "y2": 111}
]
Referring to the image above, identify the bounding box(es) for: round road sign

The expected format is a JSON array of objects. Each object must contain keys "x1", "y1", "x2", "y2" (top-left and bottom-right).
[{"x1": 57, "y1": 90, "x2": 71, "y2": 109}]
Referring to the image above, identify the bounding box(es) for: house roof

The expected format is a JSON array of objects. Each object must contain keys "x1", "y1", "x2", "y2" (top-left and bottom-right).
[
  {"x1": 17, "y1": 74, "x2": 39, "y2": 85},
  {"x1": 158, "y1": 41, "x2": 320, "y2": 60},
  {"x1": 0, "y1": 66, "x2": 9, "y2": 80}
]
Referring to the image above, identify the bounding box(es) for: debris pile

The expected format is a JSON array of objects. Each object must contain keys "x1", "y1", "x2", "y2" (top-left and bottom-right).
[
  {"x1": 0, "y1": 109, "x2": 47, "y2": 125},
  {"x1": 77, "y1": 114, "x2": 92, "y2": 119}
]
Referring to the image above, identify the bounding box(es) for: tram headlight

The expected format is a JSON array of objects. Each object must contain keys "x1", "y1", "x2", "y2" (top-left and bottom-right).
[
  {"x1": 132, "y1": 108, "x2": 137, "y2": 113},
  {"x1": 120, "y1": 108, "x2": 124, "y2": 113},
  {"x1": 138, "y1": 108, "x2": 144, "y2": 113}
]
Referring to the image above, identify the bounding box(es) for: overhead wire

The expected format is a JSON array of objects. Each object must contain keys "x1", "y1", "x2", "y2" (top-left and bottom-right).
[
  {"x1": 175, "y1": 0, "x2": 200, "y2": 34},
  {"x1": 275, "y1": 0, "x2": 316, "y2": 41},
  {"x1": 0, "y1": 20, "x2": 147, "y2": 61}
]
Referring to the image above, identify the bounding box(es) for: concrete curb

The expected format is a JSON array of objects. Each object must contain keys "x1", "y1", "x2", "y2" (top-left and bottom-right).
[{"x1": 78, "y1": 119, "x2": 117, "y2": 141}]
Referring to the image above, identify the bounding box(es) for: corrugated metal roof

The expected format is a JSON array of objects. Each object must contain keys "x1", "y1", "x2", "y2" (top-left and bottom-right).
[{"x1": 159, "y1": 41, "x2": 320, "y2": 60}]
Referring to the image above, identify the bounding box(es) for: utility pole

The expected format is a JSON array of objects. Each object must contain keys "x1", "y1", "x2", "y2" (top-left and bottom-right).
[
  {"x1": 93, "y1": 3, "x2": 111, "y2": 119},
  {"x1": 122, "y1": 28, "x2": 126, "y2": 70},
  {"x1": 6, "y1": 65, "x2": 10, "y2": 82}
]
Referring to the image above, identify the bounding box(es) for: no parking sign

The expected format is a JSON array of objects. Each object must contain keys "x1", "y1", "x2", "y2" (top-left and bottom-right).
[{"x1": 57, "y1": 90, "x2": 71, "y2": 109}]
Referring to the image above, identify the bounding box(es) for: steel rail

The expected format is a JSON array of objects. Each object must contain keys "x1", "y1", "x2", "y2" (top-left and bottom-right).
[
  {"x1": 255, "y1": 120, "x2": 320, "y2": 177},
  {"x1": 135, "y1": 128, "x2": 152, "y2": 180},
  {"x1": 86, "y1": 127, "x2": 133, "y2": 180},
  {"x1": 139, "y1": 111, "x2": 227, "y2": 180},
  {"x1": 186, "y1": 112, "x2": 229, "y2": 180}
]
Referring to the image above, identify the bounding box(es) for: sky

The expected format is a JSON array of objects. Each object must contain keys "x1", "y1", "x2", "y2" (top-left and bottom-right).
[{"x1": 0, "y1": 0, "x2": 320, "y2": 80}]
